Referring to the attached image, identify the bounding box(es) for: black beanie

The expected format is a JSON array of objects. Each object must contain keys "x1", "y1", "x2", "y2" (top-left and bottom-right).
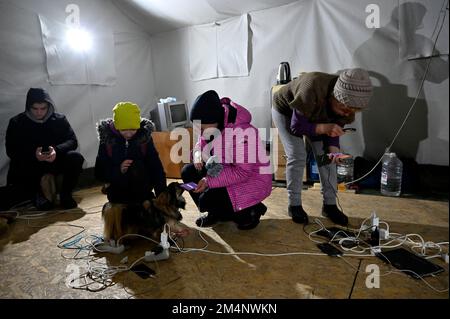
[{"x1": 189, "y1": 90, "x2": 224, "y2": 124}]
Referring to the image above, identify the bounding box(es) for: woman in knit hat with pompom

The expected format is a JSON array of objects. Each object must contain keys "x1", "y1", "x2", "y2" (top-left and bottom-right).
[{"x1": 272, "y1": 68, "x2": 373, "y2": 226}]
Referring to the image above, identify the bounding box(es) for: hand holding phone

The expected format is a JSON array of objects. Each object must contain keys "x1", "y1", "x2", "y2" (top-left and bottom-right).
[
  {"x1": 321, "y1": 153, "x2": 352, "y2": 165},
  {"x1": 41, "y1": 145, "x2": 50, "y2": 154},
  {"x1": 36, "y1": 146, "x2": 52, "y2": 161},
  {"x1": 327, "y1": 153, "x2": 352, "y2": 160},
  {"x1": 120, "y1": 159, "x2": 134, "y2": 174}
]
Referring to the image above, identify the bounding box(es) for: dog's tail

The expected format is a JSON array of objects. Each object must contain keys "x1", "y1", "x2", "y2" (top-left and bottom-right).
[{"x1": 102, "y1": 202, "x2": 125, "y2": 241}]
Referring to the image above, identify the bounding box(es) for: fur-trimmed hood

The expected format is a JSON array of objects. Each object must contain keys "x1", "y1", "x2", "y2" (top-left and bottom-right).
[{"x1": 96, "y1": 118, "x2": 155, "y2": 145}]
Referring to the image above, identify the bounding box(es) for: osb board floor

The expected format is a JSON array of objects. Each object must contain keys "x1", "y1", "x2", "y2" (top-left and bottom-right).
[{"x1": 0, "y1": 181, "x2": 448, "y2": 299}]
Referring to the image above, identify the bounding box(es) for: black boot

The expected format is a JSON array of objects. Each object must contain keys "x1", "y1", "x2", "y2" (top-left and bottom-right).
[
  {"x1": 196, "y1": 212, "x2": 220, "y2": 227},
  {"x1": 60, "y1": 193, "x2": 77, "y2": 209},
  {"x1": 217, "y1": 212, "x2": 234, "y2": 222},
  {"x1": 288, "y1": 205, "x2": 309, "y2": 224},
  {"x1": 33, "y1": 192, "x2": 54, "y2": 211},
  {"x1": 235, "y1": 203, "x2": 267, "y2": 230},
  {"x1": 256, "y1": 203, "x2": 267, "y2": 215},
  {"x1": 322, "y1": 204, "x2": 348, "y2": 226}
]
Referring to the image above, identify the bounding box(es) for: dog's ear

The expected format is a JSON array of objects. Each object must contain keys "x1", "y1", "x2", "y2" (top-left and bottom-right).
[
  {"x1": 168, "y1": 182, "x2": 184, "y2": 195},
  {"x1": 175, "y1": 183, "x2": 184, "y2": 195},
  {"x1": 167, "y1": 181, "x2": 178, "y2": 189},
  {"x1": 155, "y1": 190, "x2": 170, "y2": 205},
  {"x1": 142, "y1": 200, "x2": 151, "y2": 210}
]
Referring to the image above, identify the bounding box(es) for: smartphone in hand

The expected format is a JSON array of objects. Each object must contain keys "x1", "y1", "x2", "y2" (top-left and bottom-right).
[
  {"x1": 327, "y1": 153, "x2": 352, "y2": 160},
  {"x1": 41, "y1": 145, "x2": 50, "y2": 155},
  {"x1": 180, "y1": 182, "x2": 198, "y2": 191}
]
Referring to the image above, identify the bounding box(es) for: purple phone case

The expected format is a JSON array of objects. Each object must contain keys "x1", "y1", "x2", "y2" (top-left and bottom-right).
[{"x1": 180, "y1": 182, "x2": 197, "y2": 191}]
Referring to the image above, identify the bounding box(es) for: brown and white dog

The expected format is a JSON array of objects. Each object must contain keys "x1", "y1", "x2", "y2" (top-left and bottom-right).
[{"x1": 102, "y1": 182, "x2": 188, "y2": 242}]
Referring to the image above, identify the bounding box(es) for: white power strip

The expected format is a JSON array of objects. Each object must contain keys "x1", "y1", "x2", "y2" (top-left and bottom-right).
[
  {"x1": 144, "y1": 248, "x2": 169, "y2": 262},
  {"x1": 144, "y1": 228, "x2": 171, "y2": 262}
]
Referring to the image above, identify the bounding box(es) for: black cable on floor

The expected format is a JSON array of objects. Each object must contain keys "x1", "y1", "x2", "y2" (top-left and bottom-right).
[{"x1": 348, "y1": 259, "x2": 362, "y2": 299}]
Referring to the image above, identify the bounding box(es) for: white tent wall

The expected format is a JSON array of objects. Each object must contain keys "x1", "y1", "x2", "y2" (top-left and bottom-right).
[
  {"x1": 0, "y1": 0, "x2": 448, "y2": 188},
  {"x1": 150, "y1": 0, "x2": 449, "y2": 166},
  {"x1": 0, "y1": 0, "x2": 156, "y2": 186}
]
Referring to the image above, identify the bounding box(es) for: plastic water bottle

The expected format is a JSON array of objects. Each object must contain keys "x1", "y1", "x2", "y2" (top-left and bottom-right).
[
  {"x1": 309, "y1": 157, "x2": 320, "y2": 181},
  {"x1": 337, "y1": 157, "x2": 354, "y2": 184},
  {"x1": 380, "y1": 152, "x2": 403, "y2": 196}
]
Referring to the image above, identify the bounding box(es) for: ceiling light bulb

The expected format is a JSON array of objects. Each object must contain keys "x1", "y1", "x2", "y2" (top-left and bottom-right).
[{"x1": 66, "y1": 27, "x2": 92, "y2": 52}]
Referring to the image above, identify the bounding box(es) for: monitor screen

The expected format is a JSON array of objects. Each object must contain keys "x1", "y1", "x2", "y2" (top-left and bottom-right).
[
  {"x1": 170, "y1": 103, "x2": 188, "y2": 123},
  {"x1": 151, "y1": 101, "x2": 189, "y2": 131}
]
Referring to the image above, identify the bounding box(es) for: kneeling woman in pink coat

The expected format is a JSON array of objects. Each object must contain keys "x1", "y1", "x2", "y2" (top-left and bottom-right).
[{"x1": 181, "y1": 90, "x2": 272, "y2": 230}]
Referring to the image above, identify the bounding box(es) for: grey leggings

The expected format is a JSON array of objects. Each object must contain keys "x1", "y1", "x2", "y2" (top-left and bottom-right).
[{"x1": 271, "y1": 108, "x2": 337, "y2": 208}]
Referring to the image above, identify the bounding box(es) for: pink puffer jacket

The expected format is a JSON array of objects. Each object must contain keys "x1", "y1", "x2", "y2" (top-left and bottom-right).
[{"x1": 194, "y1": 97, "x2": 272, "y2": 212}]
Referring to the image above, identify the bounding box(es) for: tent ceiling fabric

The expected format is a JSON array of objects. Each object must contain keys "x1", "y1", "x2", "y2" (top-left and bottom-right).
[{"x1": 113, "y1": 0, "x2": 298, "y2": 34}]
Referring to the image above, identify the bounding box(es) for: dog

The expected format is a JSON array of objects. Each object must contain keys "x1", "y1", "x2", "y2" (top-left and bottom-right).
[{"x1": 102, "y1": 182, "x2": 187, "y2": 242}]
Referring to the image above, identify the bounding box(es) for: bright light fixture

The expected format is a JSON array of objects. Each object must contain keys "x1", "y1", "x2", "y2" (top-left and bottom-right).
[{"x1": 66, "y1": 27, "x2": 92, "y2": 52}]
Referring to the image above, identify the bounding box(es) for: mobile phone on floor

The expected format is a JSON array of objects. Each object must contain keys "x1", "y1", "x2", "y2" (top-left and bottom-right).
[
  {"x1": 131, "y1": 263, "x2": 156, "y2": 279},
  {"x1": 317, "y1": 243, "x2": 343, "y2": 257}
]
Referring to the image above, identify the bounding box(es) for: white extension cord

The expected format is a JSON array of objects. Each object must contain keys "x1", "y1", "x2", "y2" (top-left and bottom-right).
[{"x1": 144, "y1": 226, "x2": 171, "y2": 262}]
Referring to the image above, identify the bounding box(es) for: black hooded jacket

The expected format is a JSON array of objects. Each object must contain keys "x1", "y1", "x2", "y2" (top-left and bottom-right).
[
  {"x1": 5, "y1": 88, "x2": 79, "y2": 184},
  {"x1": 95, "y1": 118, "x2": 166, "y2": 203}
]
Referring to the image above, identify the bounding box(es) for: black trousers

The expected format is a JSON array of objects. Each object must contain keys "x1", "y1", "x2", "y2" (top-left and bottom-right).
[
  {"x1": 3, "y1": 151, "x2": 84, "y2": 208},
  {"x1": 181, "y1": 163, "x2": 234, "y2": 217}
]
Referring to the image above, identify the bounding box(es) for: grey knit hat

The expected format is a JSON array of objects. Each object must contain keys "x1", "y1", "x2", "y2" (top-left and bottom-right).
[{"x1": 333, "y1": 68, "x2": 373, "y2": 109}]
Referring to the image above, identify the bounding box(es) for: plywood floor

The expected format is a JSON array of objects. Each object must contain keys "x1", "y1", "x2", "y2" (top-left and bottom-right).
[{"x1": 0, "y1": 180, "x2": 448, "y2": 299}]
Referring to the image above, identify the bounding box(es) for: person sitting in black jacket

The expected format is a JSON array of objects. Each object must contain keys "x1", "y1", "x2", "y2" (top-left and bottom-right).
[
  {"x1": 95, "y1": 102, "x2": 166, "y2": 204},
  {"x1": 5, "y1": 88, "x2": 85, "y2": 210}
]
